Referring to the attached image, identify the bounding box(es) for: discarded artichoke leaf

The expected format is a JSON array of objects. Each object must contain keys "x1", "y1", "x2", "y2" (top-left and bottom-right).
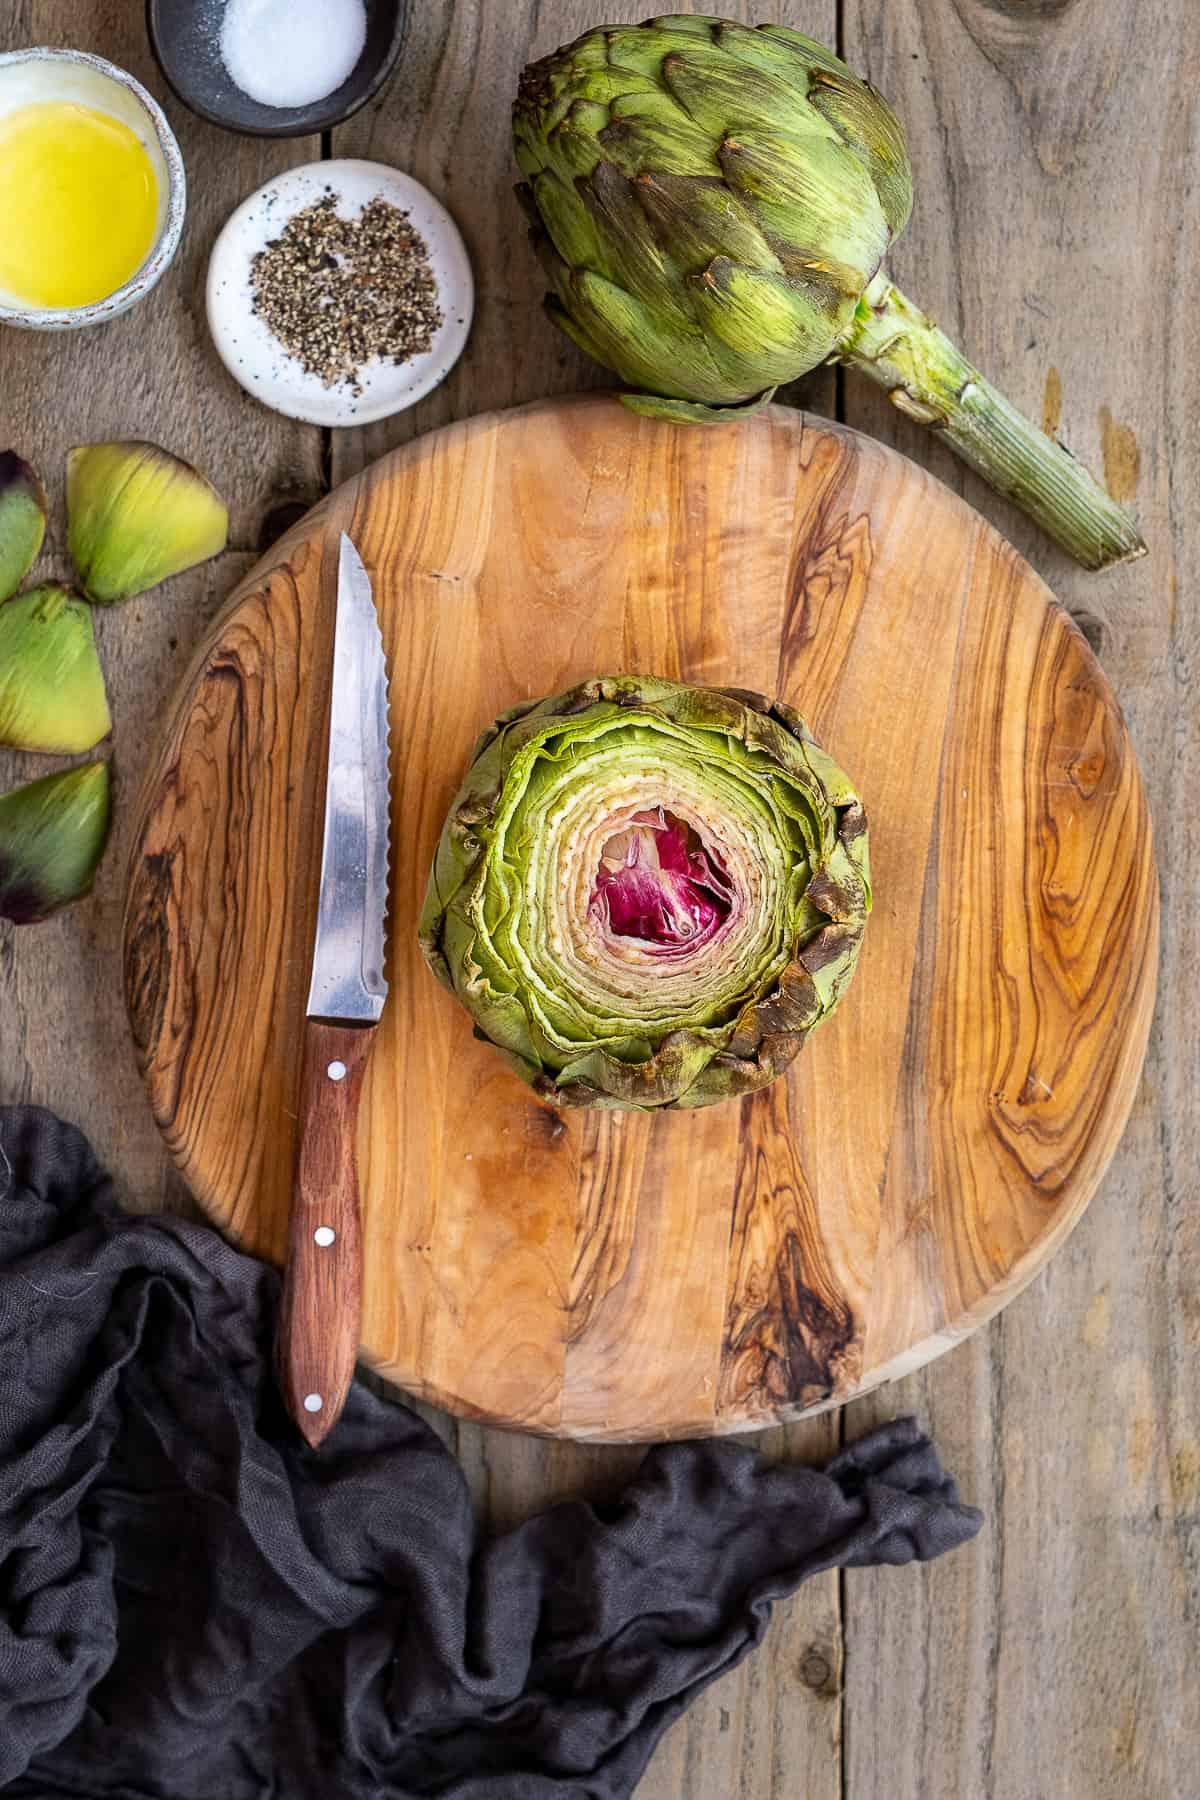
[
  {"x1": 0, "y1": 584, "x2": 111, "y2": 753},
  {"x1": 420, "y1": 674, "x2": 871, "y2": 1111},
  {"x1": 67, "y1": 441, "x2": 228, "y2": 604},
  {"x1": 0, "y1": 761, "x2": 110, "y2": 925},
  {"x1": 0, "y1": 449, "x2": 48, "y2": 601}
]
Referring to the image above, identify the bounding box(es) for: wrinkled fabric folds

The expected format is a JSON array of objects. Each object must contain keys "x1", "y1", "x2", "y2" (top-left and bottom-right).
[{"x1": 0, "y1": 1106, "x2": 981, "y2": 1798}]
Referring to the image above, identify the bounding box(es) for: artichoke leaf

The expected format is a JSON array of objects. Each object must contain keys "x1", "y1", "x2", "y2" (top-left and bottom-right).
[
  {"x1": 660, "y1": 42, "x2": 839, "y2": 144},
  {"x1": 596, "y1": 104, "x2": 720, "y2": 179},
  {"x1": 0, "y1": 761, "x2": 110, "y2": 925},
  {"x1": 529, "y1": 168, "x2": 609, "y2": 273},
  {"x1": 542, "y1": 294, "x2": 627, "y2": 381},
  {"x1": 67, "y1": 441, "x2": 228, "y2": 604},
  {"x1": 535, "y1": 103, "x2": 615, "y2": 183},
  {"x1": 598, "y1": 28, "x2": 691, "y2": 81},
  {"x1": 564, "y1": 268, "x2": 734, "y2": 402},
  {"x1": 579, "y1": 159, "x2": 690, "y2": 305},
  {"x1": 0, "y1": 450, "x2": 48, "y2": 603},
  {"x1": 717, "y1": 21, "x2": 851, "y2": 83},
  {"x1": 688, "y1": 259, "x2": 846, "y2": 386},
  {"x1": 644, "y1": 16, "x2": 725, "y2": 38},
  {"x1": 757, "y1": 25, "x2": 857, "y2": 80},
  {"x1": 716, "y1": 128, "x2": 889, "y2": 295},
  {"x1": 0, "y1": 584, "x2": 111, "y2": 753},
  {"x1": 630, "y1": 171, "x2": 784, "y2": 278},
  {"x1": 618, "y1": 388, "x2": 778, "y2": 424},
  {"x1": 806, "y1": 69, "x2": 913, "y2": 238},
  {"x1": 573, "y1": 69, "x2": 662, "y2": 108}
]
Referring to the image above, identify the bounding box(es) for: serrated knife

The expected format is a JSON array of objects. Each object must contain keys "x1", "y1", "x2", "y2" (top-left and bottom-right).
[{"x1": 278, "y1": 532, "x2": 390, "y2": 1448}]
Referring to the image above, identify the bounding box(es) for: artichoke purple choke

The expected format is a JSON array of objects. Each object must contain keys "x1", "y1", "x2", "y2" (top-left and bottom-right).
[
  {"x1": 514, "y1": 17, "x2": 1145, "y2": 570},
  {"x1": 419, "y1": 675, "x2": 870, "y2": 1111}
]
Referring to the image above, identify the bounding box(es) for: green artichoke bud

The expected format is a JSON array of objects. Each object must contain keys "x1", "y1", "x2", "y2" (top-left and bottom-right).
[
  {"x1": 0, "y1": 584, "x2": 111, "y2": 753},
  {"x1": 514, "y1": 17, "x2": 1145, "y2": 570},
  {"x1": 0, "y1": 450, "x2": 48, "y2": 601},
  {"x1": 67, "y1": 441, "x2": 228, "y2": 604},
  {"x1": 515, "y1": 18, "x2": 908, "y2": 410},
  {"x1": 420, "y1": 675, "x2": 869, "y2": 1110},
  {"x1": 0, "y1": 761, "x2": 110, "y2": 925}
]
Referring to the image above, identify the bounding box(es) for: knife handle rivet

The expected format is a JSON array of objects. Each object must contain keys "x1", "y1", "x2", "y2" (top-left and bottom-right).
[
  {"x1": 327, "y1": 1060, "x2": 348, "y2": 1082},
  {"x1": 314, "y1": 1226, "x2": 336, "y2": 1247},
  {"x1": 304, "y1": 1394, "x2": 323, "y2": 1413}
]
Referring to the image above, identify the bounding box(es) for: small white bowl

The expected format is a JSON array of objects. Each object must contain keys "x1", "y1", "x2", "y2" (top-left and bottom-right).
[
  {"x1": 206, "y1": 160, "x2": 474, "y2": 428},
  {"x1": 0, "y1": 48, "x2": 186, "y2": 332}
]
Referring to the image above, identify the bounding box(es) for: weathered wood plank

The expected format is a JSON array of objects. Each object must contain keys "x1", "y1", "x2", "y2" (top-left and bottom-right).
[
  {"x1": 1, "y1": 3, "x2": 323, "y2": 547},
  {"x1": 454, "y1": 1415, "x2": 843, "y2": 1800},
  {"x1": 0, "y1": 0, "x2": 320, "y2": 1212},
  {"x1": 0, "y1": 552, "x2": 256, "y2": 1208},
  {"x1": 330, "y1": 7, "x2": 844, "y2": 1795},
  {"x1": 4, "y1": 1, "x2": 1191, "y2": 1796},
  {"x1": 842, "y1": 3, "x2": 1199, "y2": 1796}
]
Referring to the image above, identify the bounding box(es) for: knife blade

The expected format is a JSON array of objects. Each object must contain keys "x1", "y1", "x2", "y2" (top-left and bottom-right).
[{"x1": 278, "y1": 533, "x2": 391, "y2": 1448}]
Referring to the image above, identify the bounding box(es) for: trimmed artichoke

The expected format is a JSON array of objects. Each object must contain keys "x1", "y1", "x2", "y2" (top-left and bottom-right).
[
  {"x1": 0, "y1": 761, "x2": 110, "y2": 925},
  {"x1": 514, "y1": 17, "x2": 1145, "y2": 570},
  {"x1": 0, "y1": 584, "x2": 111, "y2": 753},
  {"x1": 67, "y1": 441, "x2": 228, "y2": 603},
  {"x1": 420, "y1": 675, "x2": 869, "y2": 1110},
  {"x1": 0, "y1": 450, "x2": 48, "y2": 602}
]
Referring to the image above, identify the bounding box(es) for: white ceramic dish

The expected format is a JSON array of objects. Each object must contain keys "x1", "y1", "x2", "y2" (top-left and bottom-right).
[
  {"x1": 206, "y1": 160, "x2": 474, "y2": 427},
  {"x1": 0, "y1": 48, "x2": 186, "y2": 331}
]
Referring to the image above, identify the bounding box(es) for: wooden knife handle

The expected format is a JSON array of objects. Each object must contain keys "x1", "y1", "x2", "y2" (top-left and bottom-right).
[{"x1": 278, "y1": 1019, "x2": 374, "y2": 1447}]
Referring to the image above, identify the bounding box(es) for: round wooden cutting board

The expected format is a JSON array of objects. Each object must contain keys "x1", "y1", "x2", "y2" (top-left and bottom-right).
[{"x1": 124, "y1": 396, "x2": 1157, "y2": 1441}]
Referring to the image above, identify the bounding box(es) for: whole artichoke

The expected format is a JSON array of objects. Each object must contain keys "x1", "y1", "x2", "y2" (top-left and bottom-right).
[
  {"x1": 513, "y1": 17, "x2": 1144, "y2": 571},
  {"x1": 419, "y1": 675, "x2": 870, "y2": 1111}
]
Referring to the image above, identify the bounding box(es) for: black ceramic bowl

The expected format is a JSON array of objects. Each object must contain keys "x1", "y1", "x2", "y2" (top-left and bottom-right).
[{"x1": 146, "y1": 0, "x2": 405, "y2": 138}]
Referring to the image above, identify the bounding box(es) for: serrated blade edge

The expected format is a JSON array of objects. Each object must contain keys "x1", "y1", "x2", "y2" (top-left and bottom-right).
[{"x1": 305, "y1": 534, "x2": 391, "y2": 1023}]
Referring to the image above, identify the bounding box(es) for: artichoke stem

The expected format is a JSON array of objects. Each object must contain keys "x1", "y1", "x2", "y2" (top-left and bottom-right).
[{"x1": 838, "y1": 273, "x2": 1146, "y2": 571}]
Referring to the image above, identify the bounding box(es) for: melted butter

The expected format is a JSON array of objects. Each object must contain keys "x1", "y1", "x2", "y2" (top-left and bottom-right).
[{"x1": 0, "y1": 100, "x2": 159, "y2": 309}]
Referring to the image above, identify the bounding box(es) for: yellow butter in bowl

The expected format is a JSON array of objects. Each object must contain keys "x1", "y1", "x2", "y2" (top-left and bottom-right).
[{"x1": 0, "y1": 99, "x2": 159, "y2": 310}]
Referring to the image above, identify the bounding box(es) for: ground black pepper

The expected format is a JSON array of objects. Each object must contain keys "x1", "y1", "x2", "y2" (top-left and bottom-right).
[{"x1": 249, "y1": 194, "x2": 443, "y2": 394}]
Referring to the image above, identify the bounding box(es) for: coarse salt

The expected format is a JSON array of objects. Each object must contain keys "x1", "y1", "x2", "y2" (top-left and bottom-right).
[{"x1": 220, "y1": 0, "x2": 368, "y2": 111}]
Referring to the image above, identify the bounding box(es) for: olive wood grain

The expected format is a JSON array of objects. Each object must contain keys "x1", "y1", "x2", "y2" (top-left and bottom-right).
[
  {"x1": 3, "y1": 2, "x2": 1188, "y2": 1795},
  {"x1": 278, "y1": 1019, "x2": 374, "y2": 1448},
  {"x1": 837, "y1": 7, "x2": 1198, "y2": 1798},
  {"x1": 123, "y1": 396, "x2": 1158, "y2": 1443}
]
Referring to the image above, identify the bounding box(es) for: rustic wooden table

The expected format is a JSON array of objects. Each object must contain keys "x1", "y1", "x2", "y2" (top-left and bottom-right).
[{"x1": 1, "y1": 3, "x2": 1195, "y2": 1796}]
